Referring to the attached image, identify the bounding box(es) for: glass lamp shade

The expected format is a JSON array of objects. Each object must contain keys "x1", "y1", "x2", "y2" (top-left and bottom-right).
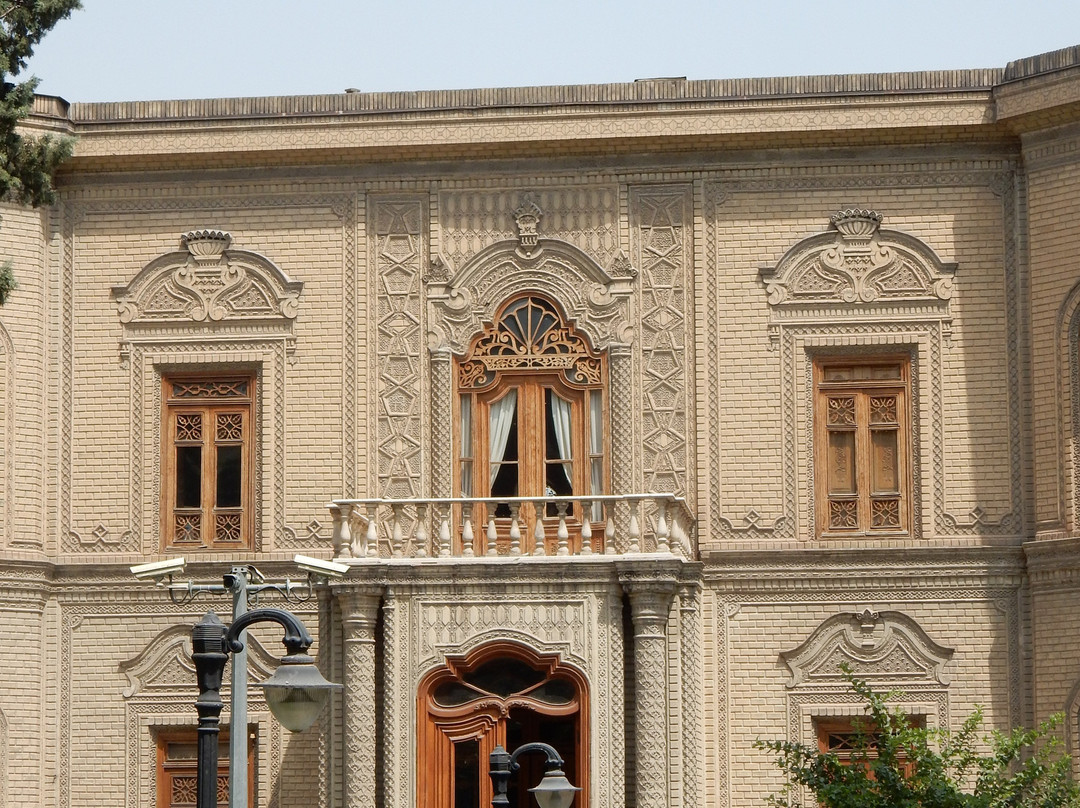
[
  {"x1": 258, "y1": 654, "x2": 342, "y2": 733},
  {"x1": 529, "y1": 771, "x2": 580, "y2": 808}
]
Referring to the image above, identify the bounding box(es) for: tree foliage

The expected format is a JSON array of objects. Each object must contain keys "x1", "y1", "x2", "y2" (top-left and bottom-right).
[
  {"x1": 756, "y1": 675, "x2": 1080, "y2": 808},
  {"x1": 0, "y1": 0, "x2": 80, "y2": 303}
]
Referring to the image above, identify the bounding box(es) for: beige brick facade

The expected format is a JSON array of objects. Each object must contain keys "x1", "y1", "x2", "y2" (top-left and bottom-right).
[{"x1": 3, "y1": 44, "x2": 1080, "y2": 808}]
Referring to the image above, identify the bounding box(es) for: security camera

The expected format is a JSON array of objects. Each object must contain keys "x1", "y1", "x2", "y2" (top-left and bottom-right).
[
  {"x1": 293, "y1": 554, "x2": 349, "y2": 579},
  {"x1": 130, "y1": 557, "x2": 187, "y2": 581}
]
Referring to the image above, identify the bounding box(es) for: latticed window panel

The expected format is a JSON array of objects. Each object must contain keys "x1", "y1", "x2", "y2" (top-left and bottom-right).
[
  {"x1": 171, "y1": 776, "x2": 196, "y2": 806},
  {"x1": 871, "y1": 498, "x2": 901, "y2": 528},
  {"x1": 216, "y1": 513, "x2": 242, "y2": 543},
  {"x1": 869, "y1": 396, "x2": 897, "y2": 425},
  {"x1": 174, "y1": 514, "x2": 202, "y2": 544},
  {"x1": 827, "y1": 397, "x2": 856, "y2": 426},
  {"x1": 216, "y1": 413, "x2": 243, "y2": 441},
  {"x1": 172, "y1": 379, "x2": 249, "y2": 399},
  {"x1": 829, "y1": 500, "x2": 858, "y2": 529},
  {"x1": 816, "y1": 360, "x2": 910, "y2": 537},
  {"x1": 175, "y1": 413, "x2": 202, "y2": 442}
]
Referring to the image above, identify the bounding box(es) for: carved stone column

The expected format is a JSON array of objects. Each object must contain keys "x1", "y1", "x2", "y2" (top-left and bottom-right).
[
  {"x1": 429, "y1": 348, "x2": 453, "y2": 498},
  {"x1": 340, "y1": 589, "x2": 382, "y2": 808},
  {"x1": 678, "y1": 582, "x2": 703, "y2": 808},
  {"x1": 626, "y1": 580, "x2": 676, "y2": 808}
]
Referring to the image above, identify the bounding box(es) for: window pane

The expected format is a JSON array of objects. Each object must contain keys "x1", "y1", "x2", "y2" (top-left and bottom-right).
[
  {"x1": 827, "y1": 431, "x2": 856, "y2": 495},
  {"x1": 459, "y1": 395, "x2": 472, "y2": 457},
  {"x1": 176, "y1": 446, "x2": 202, "y2": 508},
  {"x1": 545, "y1": 389, "x2": 573, "y2": 462},
  {"x1": 460, "y1": 460, "x2": 473, "y2": 497},
  {"x1": 217, "y1": 445, "x2": 242, "y2": 507},
  {"x1": 589, "y1": 391, "x2": 603, "y2": 455},
  {"x1": 871, "y1": 430, "x2": 899, "y2": 493}
]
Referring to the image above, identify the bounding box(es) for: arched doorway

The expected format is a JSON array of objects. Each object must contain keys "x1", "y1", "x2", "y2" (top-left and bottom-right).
[{"x1": 418, "y1": 643, "x2": 588, "y2": 808}]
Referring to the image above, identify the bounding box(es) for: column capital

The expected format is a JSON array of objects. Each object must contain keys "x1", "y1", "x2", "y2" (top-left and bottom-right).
[{"x1": 624, "y1": 579, "x2": 677, "y2": 639}]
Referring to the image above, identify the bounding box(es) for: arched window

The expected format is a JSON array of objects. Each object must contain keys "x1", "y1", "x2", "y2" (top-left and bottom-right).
[
  {"x1": 456, "y1": 295, "x2": 607, "y2": 552},
  {"x1": 418, "y1": 644, "x2": 588, "y2": 808}
]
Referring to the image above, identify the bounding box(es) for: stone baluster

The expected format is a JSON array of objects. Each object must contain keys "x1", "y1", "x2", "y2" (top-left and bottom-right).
[
  {"x1": 437, "y1": 503, "x2": 452, "y2": 558},
  {"x1": 509, "y1": 503, "x2": 522, "y2": 556},
  {"x1": 556, "y1": 501, "x2": 570, "y2": 556},
  {"x1": 330, "y1": 504, "x2": 348, "y2": 559},
  {"x1": 414, "y1": 503, "x2": 429, "y2": 558},
  {"x1": 461, "y1": 503, "x2": 475, "y2": 557},
  {"x1": 533, "y1": 499, "x2": 547, "y2": 556},
  {"x1": 390, "y1": 503, "x2": 405, "y2": 558},
  {"x1": 364, "y1": 503, "x2": 379, "y2": 558},
  {"x1": 656, "y1": 498, "x2": 670, "y2": 554},
  {"x1": 487, "y1": 514, "x2": 498, "y2": 556},
  {"x1": 628, "y1": 499, "x2": 641, "y2": 553},
  {"x1": 340, "y1": 589, "x2": 382, "y2": 808},
  {"x1": 580, "y1": 500, "x2": 593, "y2": 555}
]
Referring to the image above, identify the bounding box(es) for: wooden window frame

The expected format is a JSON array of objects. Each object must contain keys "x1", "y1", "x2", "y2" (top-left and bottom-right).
[
  {"x1": 155, "y1": 728, "x2": 255, "y2": 808},
  {"x1": 815, "y1": 716, "x2": 924, "y2": 776},
  {"x1": 814, "y1": 357, "x2": 911, "y2": 539},
  {"x1": 161, "y1": 374, "x2": 256, "y2": 551}
]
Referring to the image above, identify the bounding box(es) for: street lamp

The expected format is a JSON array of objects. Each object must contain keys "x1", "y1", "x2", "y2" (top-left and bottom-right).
[
  {"x1": 191, "y1": 607, "x2": 341, "y2": 808},
  {"x1": 132, "y1": 555, "x2": 346, "y2": 808},
  {"x1": 489, "y1": 742, "x2": 580, "y2": 808}
]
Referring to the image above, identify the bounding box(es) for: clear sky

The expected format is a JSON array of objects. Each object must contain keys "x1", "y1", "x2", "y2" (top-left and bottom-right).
[{"x1": 22, "y1": 0, "x2": 1080, "y2": 103}]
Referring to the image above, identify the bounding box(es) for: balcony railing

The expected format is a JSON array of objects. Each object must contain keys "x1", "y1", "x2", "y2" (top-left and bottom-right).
[{"x1": 327, "y1": 494, "x2": 694, "y2": 559}]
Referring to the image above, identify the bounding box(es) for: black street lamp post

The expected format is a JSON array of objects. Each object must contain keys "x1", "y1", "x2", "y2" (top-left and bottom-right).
[
  {"x1": 191, "y1": 607, "x2": 341, "y2": 808},
  {"x1": 489, "y1": 742, "x2": 580, "y2": 808}
]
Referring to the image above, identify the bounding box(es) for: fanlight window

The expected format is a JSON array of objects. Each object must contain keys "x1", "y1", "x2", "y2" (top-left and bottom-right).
[{"x1": 456, "y1": 296, "x2": 607, "y2": 549}]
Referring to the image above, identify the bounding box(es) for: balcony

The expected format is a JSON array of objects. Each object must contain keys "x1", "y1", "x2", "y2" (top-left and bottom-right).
[{"x1": 327, "y1": 494, "x2": 694, "y2": 559}]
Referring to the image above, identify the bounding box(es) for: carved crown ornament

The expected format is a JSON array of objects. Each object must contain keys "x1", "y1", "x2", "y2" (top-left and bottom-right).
[
  {"x1": 112, "y1": 230, "x2": 304, "y2": 326},
  {"x1": 780, "y1": 610, "x2": 955, "y2": 690},
  {"x1": 760, "y1": 210, "x2": 958, "y2": 307}
]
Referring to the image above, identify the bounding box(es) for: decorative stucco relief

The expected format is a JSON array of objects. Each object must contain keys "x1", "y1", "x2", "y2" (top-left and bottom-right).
[
  {"x1": 761, "y1": 210, "x2": 956, "y2": 308},
  {"x1": 437, "y1": 185, "x2": 622, "y2": 275},
  {"x1": 780, "y1": 609, "x2": 954, "y2": 689},
  {"x1": 632, "y1": 187, "x2": 692, "y2": 497},
  {"x1": 118, "y1": 623, "x2": 279, "y2": 699},
  {"x1": 112, "y1": 230, "x2": 304, "y2": 327},
  {"x1": 371, "y1": 198, "x2": 425, "y2": 500},
  {"x1": 418, "y1": 598, "x2": 587, "y2": 668},
  {"x1": 426, "y1": 236, "x2": 633, "y2": 354}
]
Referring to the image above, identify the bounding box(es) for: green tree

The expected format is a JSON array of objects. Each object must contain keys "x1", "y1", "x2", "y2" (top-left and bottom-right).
[
  {"x1": 0, "y1": 0, "x2": 80, "y2": 303},
  {"x1": 756, "y1": 675, "x2": 1080, "y2": 808}
]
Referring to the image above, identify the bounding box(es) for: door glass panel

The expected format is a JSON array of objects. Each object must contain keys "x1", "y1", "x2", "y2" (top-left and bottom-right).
[
  {"x1": 453, "y1": 739, "x2": 480, "y2": 808},
  {"x1": 176, "y1": 446, "x2": 202, "y2": 508}
]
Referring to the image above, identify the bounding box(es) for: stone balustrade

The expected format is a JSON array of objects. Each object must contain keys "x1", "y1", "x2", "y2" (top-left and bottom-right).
[{"x1": 327, "y1": 494, "x2": 694, "y2": 559}]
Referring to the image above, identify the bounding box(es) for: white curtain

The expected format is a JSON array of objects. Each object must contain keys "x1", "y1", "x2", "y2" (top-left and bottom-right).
[
  {"x1": 549, "y1": 392, "x2": 573, "y2": 485},
  {"x1": 488, "y1": 390, "x2": 517, "y2": 488}
]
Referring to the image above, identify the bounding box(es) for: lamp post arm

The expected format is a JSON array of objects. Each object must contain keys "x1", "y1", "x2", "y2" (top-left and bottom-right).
[
  {"x1": 224, "y1": 606, "x2": 314, "y2": 656},
  {"x1": 490, "y1": 742, "x2": 568, "y2": 808},
  {"x1": 508, "y1": 742, "x2": 565, "y2": 771}
]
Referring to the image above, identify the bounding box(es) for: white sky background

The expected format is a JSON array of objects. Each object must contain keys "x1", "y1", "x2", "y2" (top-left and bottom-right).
[{"x1": 22, "y1": 0, "x2": 1080, "y2": 102}]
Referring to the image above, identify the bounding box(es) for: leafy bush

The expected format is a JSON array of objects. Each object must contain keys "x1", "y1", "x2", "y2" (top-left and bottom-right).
[{"x1": 756, "y1": 675, "x2": 1080, "y2": 808}]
